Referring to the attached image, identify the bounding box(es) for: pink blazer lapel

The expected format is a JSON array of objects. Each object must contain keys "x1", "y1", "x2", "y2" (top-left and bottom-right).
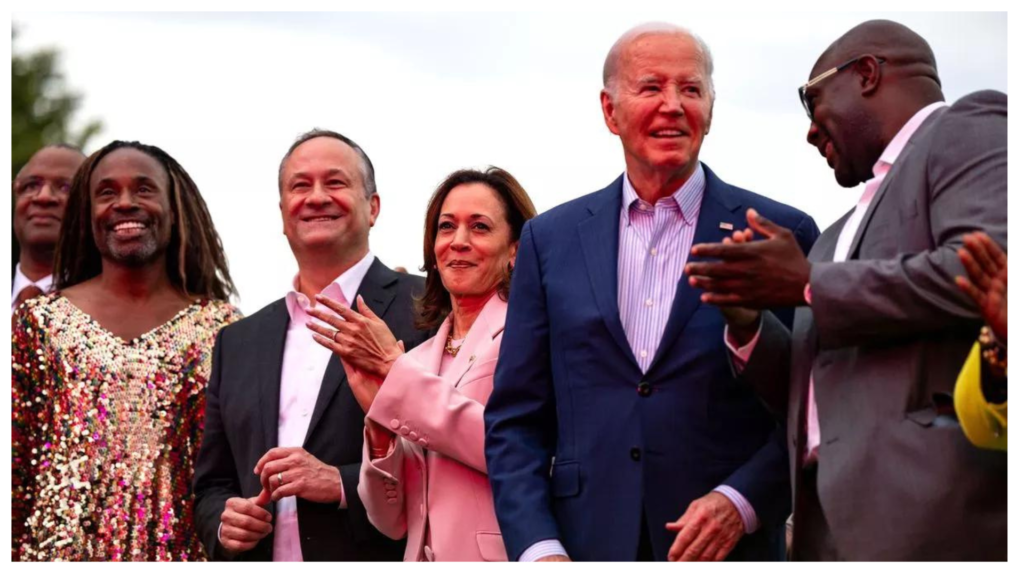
[{"x1": 446, "y1": 293, "x2": 507, "y2": 389}]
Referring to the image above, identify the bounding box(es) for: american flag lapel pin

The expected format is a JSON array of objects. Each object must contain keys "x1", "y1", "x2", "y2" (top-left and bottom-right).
[{"x1": 719, "y1": 222, "x2": 734, "y2": 231}]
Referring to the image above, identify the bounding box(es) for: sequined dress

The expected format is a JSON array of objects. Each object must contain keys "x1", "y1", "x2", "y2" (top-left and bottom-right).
[{"x1": 12, "y1": 295, "x2": 241, "y2": 561}]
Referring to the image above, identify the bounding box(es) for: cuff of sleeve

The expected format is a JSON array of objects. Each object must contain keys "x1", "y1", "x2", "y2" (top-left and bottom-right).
[
  {"x1": 519, "y1": 539, "x2": 568, "y2": 562},
  {"x1": 338, "y1": 468, "x2": 348, "y2": 509},
  {"x1": 713, "y1": 485, "x2": 760, "y2": 534},
  {"x1": 723, "y1": 315, "x2": 763, "y2": 368}
]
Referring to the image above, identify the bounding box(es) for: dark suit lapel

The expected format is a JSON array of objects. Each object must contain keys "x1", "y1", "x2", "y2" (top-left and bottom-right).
[
  {"x1": 578, "y1": 176, "x2": 637, "y2": 369},
  {"x1": 258, "y1": 300, "x2": 290, "y2": 455},
  {"x1": 649, "y1": 165, "x2": 743, "y2": 372},
  {"x1": 303, "y1": 258, "x2": 397, "y2": 446},
  {"x1": 847, "y1": 106, "x2": 946, "y2": 260}
]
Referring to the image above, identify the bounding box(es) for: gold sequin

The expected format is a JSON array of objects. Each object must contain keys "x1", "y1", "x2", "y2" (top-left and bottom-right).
[{"x1": 12, "y1": 295, "x2": 241, "y2": 561}]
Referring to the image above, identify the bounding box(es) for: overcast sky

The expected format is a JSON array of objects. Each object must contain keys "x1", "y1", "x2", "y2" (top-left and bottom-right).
[{"x1": 12, "y1": 11, "x2": 1008, "y2": 313}]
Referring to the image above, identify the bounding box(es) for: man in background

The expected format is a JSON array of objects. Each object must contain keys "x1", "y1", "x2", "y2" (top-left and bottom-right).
[{"x1": 11, "y1": 143, "x2": 84, "y2": 312}]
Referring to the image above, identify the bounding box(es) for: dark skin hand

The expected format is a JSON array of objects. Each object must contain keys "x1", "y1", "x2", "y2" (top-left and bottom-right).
[
  {"x1": 687, "y1": 209, "x2": 810, "y2": 309},
  {"x1": 956, "y1": 231, "x2": 1007, "y2": 342}
]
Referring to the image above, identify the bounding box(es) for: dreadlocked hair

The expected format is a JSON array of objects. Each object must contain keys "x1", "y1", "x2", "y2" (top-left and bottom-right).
[{"x1": 53, "y1": 140, "x2": 237, "y2": 301}]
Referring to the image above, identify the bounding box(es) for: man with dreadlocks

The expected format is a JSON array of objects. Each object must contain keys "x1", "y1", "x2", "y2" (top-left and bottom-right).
[{"x1": 12, "y1": 141, "x2": 241, "y2": 561}]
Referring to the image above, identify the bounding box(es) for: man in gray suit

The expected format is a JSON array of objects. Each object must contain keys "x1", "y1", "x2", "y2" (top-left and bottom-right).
[{"x1": 684, "y1": 20, "x2": 1006, "y2": 560}]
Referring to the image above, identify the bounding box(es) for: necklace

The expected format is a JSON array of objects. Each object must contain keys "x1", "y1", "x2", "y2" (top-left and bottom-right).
[{"x1": 445, "y1": 332, "x2": 462, "y2": 357}]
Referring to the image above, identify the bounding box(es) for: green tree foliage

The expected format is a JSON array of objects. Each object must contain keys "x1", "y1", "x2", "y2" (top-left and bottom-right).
[{"x1": 11, "y1": 27, "x2": 101, "y2": 269}]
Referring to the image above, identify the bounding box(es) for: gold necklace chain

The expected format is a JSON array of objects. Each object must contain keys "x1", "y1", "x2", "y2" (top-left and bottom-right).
[{"x1": 445, "y1": 332, "x2": 463, "y2": 357}]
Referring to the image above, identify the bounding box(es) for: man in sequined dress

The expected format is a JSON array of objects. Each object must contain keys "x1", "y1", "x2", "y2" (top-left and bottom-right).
[{"x1": 12, "y1": 140, "x2": 240, "y2": 561}]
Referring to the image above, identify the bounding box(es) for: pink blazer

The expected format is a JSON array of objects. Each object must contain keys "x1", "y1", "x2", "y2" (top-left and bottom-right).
[{"x1": 358, "y1": 294, "x2": 508, "y2": 561}]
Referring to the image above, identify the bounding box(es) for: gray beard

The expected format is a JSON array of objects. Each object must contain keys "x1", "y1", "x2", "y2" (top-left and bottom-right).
[{"x1": 104, "y1": 235, "x2": 161, "y2": 267}]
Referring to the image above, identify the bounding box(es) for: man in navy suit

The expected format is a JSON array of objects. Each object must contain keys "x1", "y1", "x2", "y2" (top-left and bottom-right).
[{"x1": 484, "y1": 23, "x2": 819, "y2": 562}]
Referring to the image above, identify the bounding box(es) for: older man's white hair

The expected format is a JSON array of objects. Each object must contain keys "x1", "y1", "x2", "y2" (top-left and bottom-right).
[{"x1": 602, "y1": 22, "x2": 716, "y2": 100}]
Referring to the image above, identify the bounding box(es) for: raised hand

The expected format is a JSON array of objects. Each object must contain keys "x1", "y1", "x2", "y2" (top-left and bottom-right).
[
  {"x1": 307, "y1": 294, "x2": 404, "y2": 379},
  {"x1": 956, "y1": 231, "x2": 1007, "y2": 342},
  {"x1": 686, "y1": 209, "x2": 810, "y2": 309}
]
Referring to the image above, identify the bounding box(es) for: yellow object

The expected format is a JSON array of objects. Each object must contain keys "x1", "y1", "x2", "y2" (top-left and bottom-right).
[{"x1": 954, "y1": 342, "x2": 1008, "y2": 451}]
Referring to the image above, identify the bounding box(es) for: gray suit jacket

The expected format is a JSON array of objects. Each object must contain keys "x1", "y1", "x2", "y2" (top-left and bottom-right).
[{"x1": 743, "y1": 91, "x2": 1007, "y2": 560}]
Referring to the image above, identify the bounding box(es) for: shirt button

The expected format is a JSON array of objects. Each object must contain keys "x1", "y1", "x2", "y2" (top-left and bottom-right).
[
  {"x1": 650, "y1": 248, "x2": 657, "y2": 256},
  {"x1": 638, "y1": 382, "x2": 652, "y2": 397},
  {"x1": 645, "y1": 298, "x2": 653, "y2": 307},
  {"x1": 640, "y1": 350, "x2": 648, "y2": 359},
  {"x1": 630, "y1": 447, "x2": 642, "y2": 461}
]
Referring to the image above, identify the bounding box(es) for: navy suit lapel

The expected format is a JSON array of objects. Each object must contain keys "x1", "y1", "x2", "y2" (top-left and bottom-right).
[
  {"x1": 578, "y1": 176, "x2": 638, "y2": 370},
  {"x1": 649, "y1": 165, "x2": 744, "y2": 373},
  {"x1": 303, "y1": 258, "x2": 397, "y2": 446},
  {"x1": 258, "y1": 300, "x2": 290, "y2": 456}
]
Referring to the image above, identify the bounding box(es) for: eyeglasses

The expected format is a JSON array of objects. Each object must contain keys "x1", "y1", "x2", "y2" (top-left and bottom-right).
[{"x1": 798, "y1": 55, "x2": 886, "y2": 120}]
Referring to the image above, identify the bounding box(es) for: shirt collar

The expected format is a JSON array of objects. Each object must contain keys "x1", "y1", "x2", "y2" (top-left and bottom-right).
[
  {"x1": 621, "y1": 164, "x2": 706, "y2": 225},
  {"x1": 12, "y1": 264, "x2": 53, "y2": 306},
  {"x1": 285, "y1": 251, "x2": 376, "y2": 325},
  {"x1": 873, "y1": 101, "x2": 948, "y2": 177}
]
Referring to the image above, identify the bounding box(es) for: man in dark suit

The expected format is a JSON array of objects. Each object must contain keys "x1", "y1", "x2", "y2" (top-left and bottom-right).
[
  {"x1": 687, "y1": 20, "x2": 1007, "y2": 559},
  {"x1": 484, "y1": 23, "x2": 818, "y2": 562},
  {"x1": 193, "y1": 129, "x2": 432, "y2": 561}
]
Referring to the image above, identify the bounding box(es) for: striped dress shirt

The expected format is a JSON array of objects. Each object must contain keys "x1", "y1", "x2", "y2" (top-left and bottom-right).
[{"x1": 519, "y1": 167, "x2": 756, "y2": 561}]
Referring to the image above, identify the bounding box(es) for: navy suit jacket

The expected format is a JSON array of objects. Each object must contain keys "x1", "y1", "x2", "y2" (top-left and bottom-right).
[{"x1": 484, "y1": 165, "x2": 819, "y2": 561}]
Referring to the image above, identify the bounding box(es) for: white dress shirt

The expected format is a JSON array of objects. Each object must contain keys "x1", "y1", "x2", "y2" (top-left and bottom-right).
[
  {"x1": 11, "y1": 264, "x2": 52, "y2": 314},
  {"x1": 273, "y1": 252, "x2": 375, "y2": 561}
]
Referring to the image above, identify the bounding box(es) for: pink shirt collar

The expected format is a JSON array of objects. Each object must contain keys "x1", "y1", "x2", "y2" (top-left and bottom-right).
[
  {"x1": 873, "y1": 101, "x2": 948, "y2": 177},
  {"x1": 284, "y1": 251, "x2": 375, "y2": 327}
]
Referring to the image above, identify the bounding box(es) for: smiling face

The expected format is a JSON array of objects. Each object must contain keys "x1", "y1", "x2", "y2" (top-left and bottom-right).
[
  {"x1": 803, "y1": 56, "x2": 881, "y2": 188},
  {"x1": 279, "y1": 136, "x2": 379, "y2": 261},
  {"x1": 89, "y1": 148, "x2": 175, "y2": 267},
  {"x1": 434, "y1": 183, "x2": 517, "y2": 299},
  {"x1": 13, "y1": 147, "x2": 84, "y2": 253},
  {"x1": 601, "y1": 33, "x2": 713, "y2": 184}
]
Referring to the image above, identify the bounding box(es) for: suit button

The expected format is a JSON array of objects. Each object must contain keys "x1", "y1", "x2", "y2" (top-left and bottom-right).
[
  {"x1": 409, "y1": 431, "x2": 418, "y2": 441},
  {"x1": 390, "y1": 419, "x2": 401, "y2": 430},
  {"x1": 418, "y1": 438, "x2": 428, "y2": 447},
  {"x1": 637, "y1": 382, "x2": 652, "y2": 397},
  {"x1": 386, "y1": 490, "x2": 397, "y2": 498},
  {"x1": 400, "y1": 426, "x2": 410, "y2": 435},
  {"x1": 387, "y1": 498, "x2": 398, "y2": 504},
  {"x1": 630, "y1": 447, "x2": 641, "y2": 461}
]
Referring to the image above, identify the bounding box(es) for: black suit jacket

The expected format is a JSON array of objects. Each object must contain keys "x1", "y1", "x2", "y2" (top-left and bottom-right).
[{"x1": 193, "y1": 258, "x2": 433, "y2": 561}]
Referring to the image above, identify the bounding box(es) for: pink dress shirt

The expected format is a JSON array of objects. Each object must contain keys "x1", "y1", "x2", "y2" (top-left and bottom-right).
[
  {"x1": 727, "y1": 102, "x2": 948, "y2": 464},
  {"x1": 273, "y1": 251, "x2": 374, "y2": 561}
]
